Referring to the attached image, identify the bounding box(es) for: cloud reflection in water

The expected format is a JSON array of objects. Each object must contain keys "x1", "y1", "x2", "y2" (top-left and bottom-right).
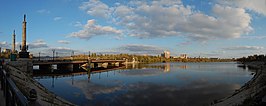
[{"x1": 70, "y1": 78, "x2": 241, "y2": 106}]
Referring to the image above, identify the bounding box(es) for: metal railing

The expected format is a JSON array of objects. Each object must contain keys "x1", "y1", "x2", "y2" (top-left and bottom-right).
[{"x1": 0, "y1": 66, "x2": 28, "y2": 106}]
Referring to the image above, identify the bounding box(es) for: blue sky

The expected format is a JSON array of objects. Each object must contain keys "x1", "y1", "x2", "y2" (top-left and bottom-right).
[{"x1": 1, "y1": 0, "x2": 266, "y2": 58}]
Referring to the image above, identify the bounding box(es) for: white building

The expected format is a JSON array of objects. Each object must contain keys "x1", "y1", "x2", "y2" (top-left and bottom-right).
[
  {"x1": 161, "y1": 51, "x2": 170, "y2": 59},
  {"x1": 180, "y1": 54, "x2": 188, "y2": 59}
]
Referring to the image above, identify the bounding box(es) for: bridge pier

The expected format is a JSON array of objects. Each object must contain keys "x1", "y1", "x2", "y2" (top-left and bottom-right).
[
  {"x1": 73, "y1": 64, "x2": 80, "y2": 70},
  {"x1": 119, "y1": 62, "x2": 123, "y2": 67},
  {"x1": 107, "y1": 63, "x2": 114, "y2": 68},
  {"x1": 93, "y1": 63, "x2": 98, "y2": 68},
  {"x1": 57, "y1": 64, "x2": 73, "y2": 71},
  {"x1": 39, "y1": 64, "x2": 51, "y2": 70}
]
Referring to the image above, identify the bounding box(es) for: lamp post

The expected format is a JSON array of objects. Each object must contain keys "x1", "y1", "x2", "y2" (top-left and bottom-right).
[
  {"x1": 52, "y1": 49, "x2": 55, "y2": 61},
  {"x1": 56, "y1": 52, "x2": 58, "y2": 58},
  {"x1": 71, "y1": 51, "x2": 74, "y2": 60},
  {"x1": 38, "y1": 52, "x2": 40, "y2": 61}
]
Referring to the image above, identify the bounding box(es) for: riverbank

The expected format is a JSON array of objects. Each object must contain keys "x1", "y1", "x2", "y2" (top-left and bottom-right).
[
  {"x1": 4, "y1": 63, "x2": 75, "y2": 106},
  {"x1": 213, "y1": 61, "x2": 266, "y2": 106}
]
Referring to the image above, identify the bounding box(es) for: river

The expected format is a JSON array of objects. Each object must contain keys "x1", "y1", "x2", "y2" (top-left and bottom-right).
[{"x1": 33, "y1": 62, "x2": 253, "y2": 106}]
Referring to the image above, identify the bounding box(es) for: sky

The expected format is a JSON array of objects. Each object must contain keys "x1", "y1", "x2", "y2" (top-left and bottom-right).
[{"x1": 1, "y1": 0, "x2": 266, "y2": 58}]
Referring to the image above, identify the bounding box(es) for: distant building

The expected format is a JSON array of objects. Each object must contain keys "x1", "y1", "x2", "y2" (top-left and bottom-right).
[
  {"x1": 161, "y1": 51, "x2": 170, "y2": 59},
  {"x1": 3, "y1": 48, "x2": 11, "y2": 53},
  {"x1": 180, "y1": 54, "x2": 188, "y2": 59}
]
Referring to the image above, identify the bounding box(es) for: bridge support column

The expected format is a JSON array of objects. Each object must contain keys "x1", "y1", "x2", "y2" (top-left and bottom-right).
[
  {"x1": 93, "y1": 63, "x2": 98, "y2": 68},
  {"x1": 73, "y1": 64, "x2": 80, "y2": 70},
  {"x1": 57, "y1": 64, "x2": 73, "y2": 71},
  {"x1": 39, "y1": 64, "x2": 51, "y2": 70},
  {"x1": 119, "y1": 62, "x2": 123, "y2": 67},
  {"x1": 107, "y1": 63, "x2": 114, "y2": 68}
]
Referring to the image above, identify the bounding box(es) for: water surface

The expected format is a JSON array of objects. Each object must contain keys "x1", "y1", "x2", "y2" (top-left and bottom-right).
[{"x1": 34, "y1": 62, "x2": 253, "y2": 106}]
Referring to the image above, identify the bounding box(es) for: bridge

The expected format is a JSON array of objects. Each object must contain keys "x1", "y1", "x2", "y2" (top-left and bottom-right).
[{"x1": 31, "y1": 58, "x2": 126, "y2": 71}]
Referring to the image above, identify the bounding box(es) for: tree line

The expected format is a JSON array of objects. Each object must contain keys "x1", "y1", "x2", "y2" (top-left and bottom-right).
[
  {"x1": 60, "y1": 53, "x2": 233, "y2": 63},
  {"x1": 237, "y1": 54, "x2": 266, "y2": 63}
]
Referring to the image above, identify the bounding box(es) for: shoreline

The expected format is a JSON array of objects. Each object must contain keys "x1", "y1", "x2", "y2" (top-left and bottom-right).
[{"x1": 213, "y1": 61, "x2": 266, "y2": 106}]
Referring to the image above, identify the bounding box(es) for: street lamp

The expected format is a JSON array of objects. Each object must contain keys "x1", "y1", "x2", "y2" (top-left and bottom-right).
[
  {"x1": 52, "y1": 49, "x2": 55, "y2": 61},
  {"x1": 38, "y1": 52, "x2": 40, "y2": 61},
  {"x1": 56, "y1": 52, "x2": 58, "y2": 58},
  {"x1": 71, "y1": 51, "x2": 74, "y2": 60}
]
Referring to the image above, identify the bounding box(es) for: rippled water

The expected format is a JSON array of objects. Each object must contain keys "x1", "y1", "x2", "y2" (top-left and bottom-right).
[{"x1": 34, "y1": 62, "x2": 253, "y2": 106}]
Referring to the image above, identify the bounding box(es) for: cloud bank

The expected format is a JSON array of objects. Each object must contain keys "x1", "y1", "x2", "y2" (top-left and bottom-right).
[
  {"x1": 0, "y1": 41, "x2": 10, "y2": 48},
  {"x1": 28, "y1": 40, "x2": 48, "y2": 49},
  {"x1": 77, "y1": 0, "x2": 253, "y2": 41},
  {"x1": 223, "y1": 46, "x2": 264, "y2": 51}
]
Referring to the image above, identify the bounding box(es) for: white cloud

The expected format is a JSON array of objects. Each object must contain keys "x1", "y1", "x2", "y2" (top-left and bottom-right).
[
  {"x1": 74, "y1": 21, "x2": 82, "y2": 27},
  {"x1": 220, "y1": 0, "x2": 266, "y2": 16},
  {"x1": 69, "y1": 19, "x2": 122, "y2": 40},
  {"x1": 28, "y1": 39, "x2": 48, "y2": 49},
  {"x1": 223, "y1": 46, "x2": 264, "y2": 51},
  {"x1": 53, "y1": 17, "x2": 62, "y2": 21},
  {"x1": 79, "y1": 0, "x2": 111, "y2": 18},
  {"x1": 0, "y1": 41, "x2": 10, "y2": 48},
  {"x1": 57, "y1": 40, "x2": 70, "y2": 44},
  {"x1": 37, "y1": 9, "x2": 50, "y2": 14},
  {"x1": 80, "y1": 0, "x2": 252, "y2": 41}
]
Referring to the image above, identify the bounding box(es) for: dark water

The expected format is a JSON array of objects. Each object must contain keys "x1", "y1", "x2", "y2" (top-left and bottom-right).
[{"x1": 34, "y1": 62, "x2": 253, "y2": 106}]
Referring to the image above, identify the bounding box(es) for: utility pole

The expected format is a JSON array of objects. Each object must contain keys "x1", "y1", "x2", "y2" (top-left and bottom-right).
[
  {"x1": 72, "y1": 51, "x2": 74, "y2": 60},
  {"x1": 56, "y1": 52, "x2": 58, "y2": 58},
  {"x1": 39, "y1": 52, "x2": 41, "y2": 61},
  {"x1": 52, "y1": 49, "x2": 55, "y2": 61}
]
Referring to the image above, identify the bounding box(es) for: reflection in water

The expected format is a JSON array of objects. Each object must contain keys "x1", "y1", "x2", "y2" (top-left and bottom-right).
[
  {"x1": 70, "y1": 80, "x2": 123, "y2": 100},
  {"x1": 164, "y1": 63, "x2": 171, "y2": 72},
  {"x1": 111, "y1": 82, "x2": 240, "y2": 106},
  {"x1": 179, "y1": 65, "x2": 188, "y2": 69},
  {"x1": 34, "y1": 62, "x2": 253, "y2": 106}
]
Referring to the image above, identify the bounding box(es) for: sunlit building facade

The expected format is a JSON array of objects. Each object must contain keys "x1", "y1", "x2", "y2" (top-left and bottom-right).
[
  {"x1": 180, "y1": 54, "x2": 188, "y2": 59},
  {"x1": 161, "y1": 51, "x2": 170, "y2": 59}
]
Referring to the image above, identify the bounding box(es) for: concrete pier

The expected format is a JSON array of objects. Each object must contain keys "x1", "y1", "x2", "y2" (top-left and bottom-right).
[{"x1": 39, "y1": 64, "x2": 52, "y2": 70}]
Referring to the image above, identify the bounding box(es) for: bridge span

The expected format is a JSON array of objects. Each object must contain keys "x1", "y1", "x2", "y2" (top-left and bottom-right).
[{"x1": 32, "y1": 59, "x2": 126, "y2": 71}]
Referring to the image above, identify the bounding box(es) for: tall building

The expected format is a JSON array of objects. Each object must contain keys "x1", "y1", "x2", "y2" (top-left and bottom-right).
[{"x1": 161, "y1": 51, "x2": 170, "y2": 59}]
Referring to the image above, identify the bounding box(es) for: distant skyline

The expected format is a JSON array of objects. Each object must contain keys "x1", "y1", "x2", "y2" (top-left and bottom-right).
[{"x1": 1, "y1": 0, "x2": 266, "y2": 58}]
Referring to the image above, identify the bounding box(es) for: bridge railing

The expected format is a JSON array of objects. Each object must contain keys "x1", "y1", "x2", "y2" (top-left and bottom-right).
[
  {"x1": 32, "y1": 57, "x2": 125, "y2": 63},
  {"x1": 32, "y1": 57, "x2": 88, "y2": 61},
  {"x1": 0, "y1": 66, "x2": 28, "y2": 106}
]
